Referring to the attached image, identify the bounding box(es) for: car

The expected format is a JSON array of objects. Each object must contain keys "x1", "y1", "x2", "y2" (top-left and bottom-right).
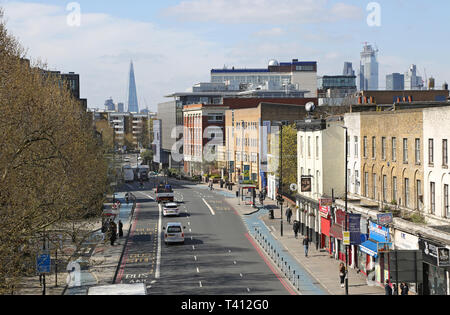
[
  {"x1": 163, "y1": 222, "x2": 186, "y2": 245},
  {"x1": 163, "y1": 202, "x2": 180, "y2": 217}
]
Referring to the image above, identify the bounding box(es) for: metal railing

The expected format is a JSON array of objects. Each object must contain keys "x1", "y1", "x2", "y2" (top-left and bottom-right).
[{"x1": 253, "y1": 226, "x2": 304, "y2": 293}]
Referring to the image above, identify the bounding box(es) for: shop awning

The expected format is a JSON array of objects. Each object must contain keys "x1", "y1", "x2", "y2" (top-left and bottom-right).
[
  {"x1": 329, "y1": 224, "x2": 343, "y2": 240},
  {"x1": 360, "y1": 240, "x2": 378, "y2": 258}
]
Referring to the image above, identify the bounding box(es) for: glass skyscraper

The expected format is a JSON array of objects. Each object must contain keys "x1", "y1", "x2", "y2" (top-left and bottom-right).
[
  {"x1": 127, "y1": 61, "x2": 139, "y2": 113},
  {"x1": 359, "y1": 44, "x2": 379, "y2": 91}
]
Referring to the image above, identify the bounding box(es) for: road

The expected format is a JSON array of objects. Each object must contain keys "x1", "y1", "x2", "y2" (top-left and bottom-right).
[{"x1": 115, "y1": 176, "x2": 296, "y2": 295}]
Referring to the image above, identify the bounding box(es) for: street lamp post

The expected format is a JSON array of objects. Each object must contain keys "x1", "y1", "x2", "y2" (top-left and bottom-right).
[{"x1": 341, "y1": 125, "x2": 350, "y2": 295}]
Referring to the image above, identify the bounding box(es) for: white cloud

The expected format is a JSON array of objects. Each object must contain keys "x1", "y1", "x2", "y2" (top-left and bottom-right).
[
  {"x1": 253, "y1": 27, "x2": 285, "y2": 37},
  {"x1": 1, "y1": 1, "x2": 226, "y2": 110},
  {"x1": 164, "y1": 0, "x2": 364, "y2": 24}
]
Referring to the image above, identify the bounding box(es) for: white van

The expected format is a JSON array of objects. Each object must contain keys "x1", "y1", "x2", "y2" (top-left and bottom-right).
[{"x1": 123, "y1": 166, "x2": 134, "y2": 183}]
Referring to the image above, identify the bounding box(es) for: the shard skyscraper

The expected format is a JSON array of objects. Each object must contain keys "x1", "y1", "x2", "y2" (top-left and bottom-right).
[{"x1": 127, "y1": 60, "x2": 139, "y2": 113}]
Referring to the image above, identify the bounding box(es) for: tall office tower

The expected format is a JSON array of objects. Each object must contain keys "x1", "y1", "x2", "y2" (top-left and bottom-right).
[
  {"x1": 386, "y1": 73, "x2": 405, "y2": 90},
  {"x1": 359, "y1": 43, "x2": 379, "y2": 91},
  {"x1": 404, "y1": 64, "x2": 424, "y2": 90},
  {"x1": 117, "y1": 102, "x2": 124, "y2": 113},
  {"x1": 343, "y1": 62, "x2": 355, "y2": 76},
  {"x1": 127, "y1": 61, "x2": 139, "y2": 113}
]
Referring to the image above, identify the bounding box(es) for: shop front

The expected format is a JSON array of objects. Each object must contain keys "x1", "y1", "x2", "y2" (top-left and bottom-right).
[
  {"x1": 296, "y1": 194, "x2": 319, "y2": 249},
  {"x1": 359, "y1": 222, "x2": 392, "y2": 286},
  {"x1": 419, "y1": 238, "x2": 449, "y2": 295},
  {"x1": 319, "y1": 199, "x2": 332, "y2": 254}
]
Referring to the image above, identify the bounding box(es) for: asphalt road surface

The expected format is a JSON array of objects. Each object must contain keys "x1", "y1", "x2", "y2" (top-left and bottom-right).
[{"x1": 115, "y1": 177, "x2": 296, "y2": 295}]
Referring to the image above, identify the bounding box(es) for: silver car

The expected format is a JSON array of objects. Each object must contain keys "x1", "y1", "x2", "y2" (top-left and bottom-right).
[{"x1": 163, "y1": 222, "x2": 186, "y2": 245}]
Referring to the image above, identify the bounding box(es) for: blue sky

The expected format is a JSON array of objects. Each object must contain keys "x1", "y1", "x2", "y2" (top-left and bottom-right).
[{"x1": 1, "y1": 0, "x2": 449, "y2": 111}]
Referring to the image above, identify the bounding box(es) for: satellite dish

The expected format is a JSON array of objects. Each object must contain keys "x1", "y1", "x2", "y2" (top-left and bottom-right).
[{"x1": 305, "y1": 102, "x2": 316, "y2": 113}]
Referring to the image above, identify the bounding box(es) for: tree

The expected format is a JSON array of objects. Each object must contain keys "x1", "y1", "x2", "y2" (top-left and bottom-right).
[
  {"x1": 0, "y1": 9, "x2": 108, "y2": 294},
  {"x1": 279, "y1": 124, "x2": 298, "y2": 197}
]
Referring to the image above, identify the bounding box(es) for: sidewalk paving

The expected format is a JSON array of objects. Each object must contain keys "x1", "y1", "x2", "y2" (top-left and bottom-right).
[
  {"x1": 64, "y1": 192, "x2": 135, "y2": 295},
  {"x1": 207, "y1": 182, "x2": 385, "y2": 295}
]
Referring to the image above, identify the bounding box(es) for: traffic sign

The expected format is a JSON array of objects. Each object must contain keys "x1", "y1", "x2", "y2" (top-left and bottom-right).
[
  {"x1": 36, "y1": 251, "x2": 51, "y2": 274},
  {"x1": 343, "y1": 232, "x2": 351, "y2": 245}
]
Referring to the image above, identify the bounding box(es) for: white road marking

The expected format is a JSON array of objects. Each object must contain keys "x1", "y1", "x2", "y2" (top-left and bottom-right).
[
  {"x1": 194, "y1": 256, "x2": 197, "y2": 261},
  {"x1": 199, "y1": 281, "x2": 203, "y2": 288},
  {"x1": 247, "y1": 288, "x2": 251, "y2": 293},
  {"x1": 196, "y1": 267, "x2": 200, "y2": 273},
  {"x1": 192, "y1": 245, "x2": 195, "y2": 250},
  {"x1": 155, "y1": 204, "x2": 162, "y2": 279},
  {"x1": 233, "y1": 261, "x2": 237, "y2": 265},
  {"x1": 202, "y1": 198, "x2": 216, "y2": 216},
  {"x1": 240, "y1": 273, "x2": 243, "y2": 278}
]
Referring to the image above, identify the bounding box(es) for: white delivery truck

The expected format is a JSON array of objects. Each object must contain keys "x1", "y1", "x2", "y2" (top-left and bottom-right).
[{"x1": 123, "y1": 166, "x2": 135, "y2": 183}]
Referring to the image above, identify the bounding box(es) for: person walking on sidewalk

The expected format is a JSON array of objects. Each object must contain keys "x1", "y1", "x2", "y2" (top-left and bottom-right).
[
  {"x1": 293, "y1": 220, "x2": 300, "y2": 239},
  {"x1": 400, "y1": 282, "x2": 409, "y2": 296},
  {"x1": 339, "y1": 263, "x2": 346, "y2": 288},
  {"x1": 118, "y1": 220, "x2": 124, "y2": 238},
  {"x1": 385, "y1": 280, "x2": 393, "y2": 295},
  {"x1": 110, "y1": 221, "x2": 117, "y2": 246},
  {"x1": 286, "y1": 208, "x2": 293, "y2": 224},
  {"x1": 302, "y1": 236, "x2": 310, "y2": 257}
]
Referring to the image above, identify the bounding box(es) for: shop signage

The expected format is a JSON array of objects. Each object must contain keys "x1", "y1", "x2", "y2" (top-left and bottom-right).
[
  {"x1": 377, "y1": 212, "x2": 393, "y2": 225},
  {"x1": 369, "y1": 222, "x2": 390, "y2": 243},
  {"x1": 348, "y1": 214, "x2": 362, "y2": 245},
  {"x1": 437, "y1": 247, "x2": 450, "y2": 267},
  {"x1": 377, "y1": 242, "x2": 393, "y2": 253},
  {"x1": 343, "y1": 231, "x2": 350, "y2": 245},
  {"x1": 301, "y1": 177, "x2": 312, "y2": 192},
  {"x1": 419, "y1": 239, "x2": 443, "y2": 266},
  {"x1": 319, "y1": 199, "x2": 332, "y2": 218}
]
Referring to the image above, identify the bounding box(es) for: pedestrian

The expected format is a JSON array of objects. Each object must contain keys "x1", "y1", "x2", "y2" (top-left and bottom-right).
[
  {"x1": 385, "y1": 280, "x2": 392, "y2": 295},
  {"x1": 110, "y1": 221, "x2": 117, "y2": 246},
  {"x1": 339, "y1": 263, "x2": 346, "y2": 288},
  {"x1": 118, "y1": 220, "x2": 124, "y2": 238},
  {"x1": 392, "y1": 283, "x2": 398, "y2": 295},
  {"x1": 125, "y1": 193, "x2": 129, "y2": 205},
  {"x1": 302, "y1": 236, "x2": 310, "y2": 257},
  {"x1": 293, "y1": 220, "x2": 300, "y2": 239},
  {"x1": 286, "y1": 208, "x2": 293, "y2": 224},
  {"x1": 400, "y1": 283, "x2": 409, "y2": 296}
]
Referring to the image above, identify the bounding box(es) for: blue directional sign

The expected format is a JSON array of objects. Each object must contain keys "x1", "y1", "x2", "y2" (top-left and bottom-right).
[{"x1": 36, "y1": 251, "x2": 51, "y2": 274}]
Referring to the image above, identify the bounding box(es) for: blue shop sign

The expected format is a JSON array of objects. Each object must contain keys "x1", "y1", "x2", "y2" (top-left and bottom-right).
[{"x1": 369, "y1": 221, "x2": 390, "y2": 243}]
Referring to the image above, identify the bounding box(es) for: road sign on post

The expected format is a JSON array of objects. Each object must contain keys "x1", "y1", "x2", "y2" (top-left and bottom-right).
[{"x1": 36, "y1": 251, "x2": 51, "y2": 274}]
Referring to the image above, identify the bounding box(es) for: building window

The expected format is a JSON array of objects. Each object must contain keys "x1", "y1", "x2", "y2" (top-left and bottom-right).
[
  {"x1": 316, "y1": 136, "x2": 320, "y2": 159},
  {"x1": 364, "y1": 172, "x2": 369, "y2": 197},
  {"x1": 372, "y1": 136, "x2": 376, "y2": 159},
  {"x1": 363, "y1": 136, "x2": 368, "y2": 158},
  {"x1": 429, "y1": 139, "x2": 434, "y2": 165},
  {"x1": 445, "y1": 184, "x2": 449, "y2": 218},
  {"x1": 373, "y1": 173, "x2": 377, "y2": 200},
  {"x1": 416, "y1": 180, "x2": 422, "y2": 210},
  {"x1": 355, "y1": 170, "x2": 359, "y2": 194},
  {"x1": 308, "y1": 137, "x2": 311, "y2": 158},
  {"x1": 404, "y1": 178, "x2": 410, "y2": 207},
  {"x1": 393, "y1": 176, "x2": 398, "y2": 203},
  {"x1": 383, "y1": 175, "x2": 388, "y2": 202},
  {"x1": 392, "y1": 137, "x2": 397, "y2": 162},
  {"x1": 443, "y1": 139, "x2": 448, "y2": 167},
  {"x1": 354, "y1": 136, "x2": 359, "y2": 158},
  {"x1": 346, "y1": 136, "x2": 350, "y2": 157},
  {"x1": 403, "y1": 138, "x2": 408, "y2": 164},
  {"x1": 430, "y1": 182, "x2": 436, "y2": 215},
  {"x1": 382, "y1": 137, "x2": 386, "y2": 160},
  {"x1": 415, "y1": 139, "x2": 421, "y2": 164}
]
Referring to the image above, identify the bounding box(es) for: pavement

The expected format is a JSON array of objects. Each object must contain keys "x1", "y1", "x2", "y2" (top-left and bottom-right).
[
  {"x1": 63, "y1": 192, "x2": 136, "y2": 295},
  {"x1": 205, "y1": 182, "x2": 386, "y2": 296}
]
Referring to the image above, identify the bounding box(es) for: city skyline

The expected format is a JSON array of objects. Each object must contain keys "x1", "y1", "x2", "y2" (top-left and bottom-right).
[{"x1": 2, "y1": 0, "x2": 450, "y2": 111}]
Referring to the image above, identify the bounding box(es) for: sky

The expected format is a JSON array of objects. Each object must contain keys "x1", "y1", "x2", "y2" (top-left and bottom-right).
[{"x1": 1, "y1": 0, "x2": 449, "y2": 111}]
